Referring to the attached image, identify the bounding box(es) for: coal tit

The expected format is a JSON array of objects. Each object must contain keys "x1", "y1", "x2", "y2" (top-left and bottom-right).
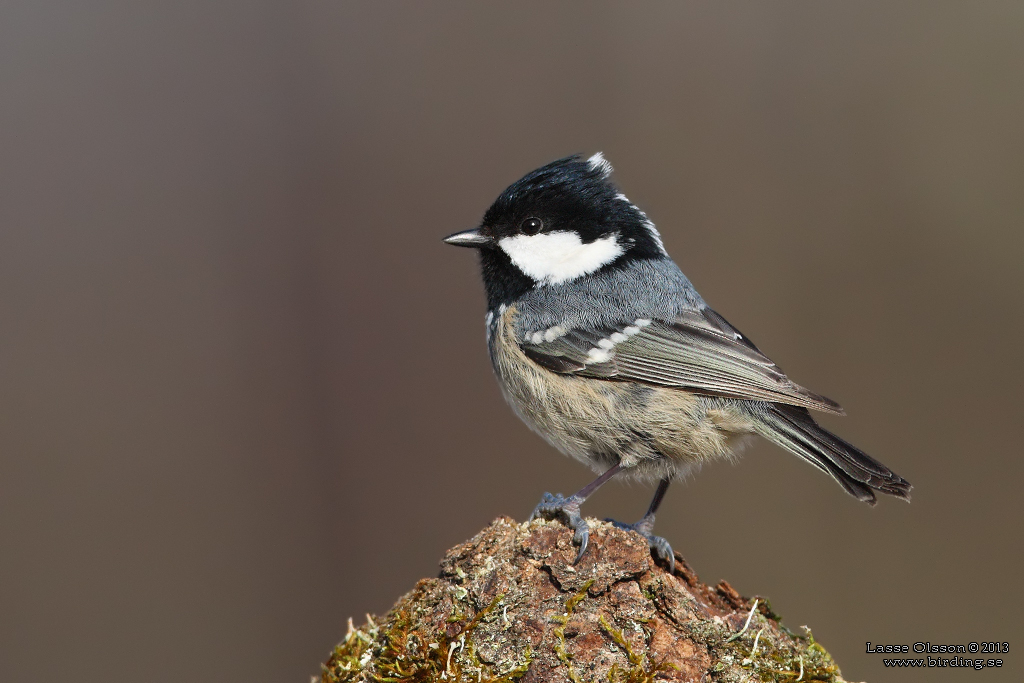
[{"x1": 445, "y1": 154, "x2": 910, "y2": 568}]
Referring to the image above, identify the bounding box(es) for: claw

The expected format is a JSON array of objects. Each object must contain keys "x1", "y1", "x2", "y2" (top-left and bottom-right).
[
  {"x1": 530, "y1": 492, "x2": 591, "y2": 563},
  {"x1": 572, "y1": 525, "x2": 589, "y2": 564},
  {"x1": 606, "y1": 515, "x2": 675, "y2": 573},
  {"x1": 649, "y1": 535, "x2": 675, "y2": 574}
]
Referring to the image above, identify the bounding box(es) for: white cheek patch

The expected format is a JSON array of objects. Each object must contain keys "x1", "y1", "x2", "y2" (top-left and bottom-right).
[{"x1": 498, "y1": 231, "x2": 624, "y2": 285}]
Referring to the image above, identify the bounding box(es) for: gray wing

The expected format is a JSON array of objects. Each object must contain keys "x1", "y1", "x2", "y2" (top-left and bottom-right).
[{"x1": 520, "y1": 307, "x2": 845, "y2": 415}]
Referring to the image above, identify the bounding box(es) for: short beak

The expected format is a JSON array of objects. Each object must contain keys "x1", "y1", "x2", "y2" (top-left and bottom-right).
[{"x1": 443, "y1": 228, "x2": 494, "y2": 248}]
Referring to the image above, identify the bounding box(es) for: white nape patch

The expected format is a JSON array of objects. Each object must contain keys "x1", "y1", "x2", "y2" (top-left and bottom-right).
[
  {"x1": 485, "y1": 311, "x2": 494, "y2": 325},
  {"x1": 587, "y1": 152, "x2": 613, "y2": 177},
  {"x1": 641, "y1": 219, "x2": 668, "y2": 255},
  {"x1": 612, "y1": 190, "x2": 668, "y2": 256},
  {"x1": 498, "y1": 231, "x2": 624, "y2": 285}
]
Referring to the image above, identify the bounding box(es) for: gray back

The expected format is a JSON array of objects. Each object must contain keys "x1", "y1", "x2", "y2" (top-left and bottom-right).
[{"x1": 511, "y1": 258, "x2": 704, "y2": 336}]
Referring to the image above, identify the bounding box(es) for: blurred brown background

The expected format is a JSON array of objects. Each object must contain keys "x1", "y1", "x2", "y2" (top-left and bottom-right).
[{"x1": 1, "y1": 2, "x2": 1021, "y2": 682}]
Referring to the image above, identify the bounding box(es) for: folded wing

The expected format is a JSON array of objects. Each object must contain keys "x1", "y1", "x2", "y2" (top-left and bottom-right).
[{"x1": 520, "y1": 306, "x2": 844, "y2": 415}]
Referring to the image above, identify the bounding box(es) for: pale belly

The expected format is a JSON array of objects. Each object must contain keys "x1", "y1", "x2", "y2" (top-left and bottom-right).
[{"x1": 489, "y1": 308, "x2": 756, "y2": 482}]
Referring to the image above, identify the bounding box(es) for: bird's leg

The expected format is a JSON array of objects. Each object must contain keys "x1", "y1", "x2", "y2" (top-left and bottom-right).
[
  {"x1": 529, "y1": 463, "x2": 622, "y2": 564},
  {"x1": 607, "y1": 477, "x2": 675, "y2": 572}
]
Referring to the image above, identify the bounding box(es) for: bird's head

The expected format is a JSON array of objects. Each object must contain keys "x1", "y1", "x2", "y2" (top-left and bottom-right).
[{"x1": 445, "y1": 154, "x2": 667, "y2": 308}]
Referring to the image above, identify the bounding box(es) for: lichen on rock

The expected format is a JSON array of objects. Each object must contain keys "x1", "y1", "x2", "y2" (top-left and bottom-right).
[{"x1": 321, "y1": 517, "x2": 852, "y2": 682}]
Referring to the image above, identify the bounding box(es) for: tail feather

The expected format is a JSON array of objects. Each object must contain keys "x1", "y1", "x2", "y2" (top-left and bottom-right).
[{"x1": 755, "y1": 404, "x2": 912, "y2": 505}]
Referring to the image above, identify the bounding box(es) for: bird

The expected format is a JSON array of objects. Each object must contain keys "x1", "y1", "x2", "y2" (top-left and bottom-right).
[{"x1": 444, "y1": 153, "x2": 910, "y2": 570}]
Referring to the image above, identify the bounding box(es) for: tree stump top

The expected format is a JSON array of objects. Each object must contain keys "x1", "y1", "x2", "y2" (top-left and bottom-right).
[{"x1": 321, "y1": 517, "x2": 852, "y2": 682}]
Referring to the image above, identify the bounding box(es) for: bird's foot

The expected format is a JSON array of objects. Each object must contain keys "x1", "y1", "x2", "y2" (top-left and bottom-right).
[
  {"x1": 529, "y1": 492, "x2": 590, "y2": 563},
  {"x1": 606, "y1": 514, "x2": 675, "y2": 573}
]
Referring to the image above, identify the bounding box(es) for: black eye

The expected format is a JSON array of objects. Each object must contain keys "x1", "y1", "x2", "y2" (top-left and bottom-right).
[{"x1": 520, "y1": 217, "x2": 543, "y2": 235}]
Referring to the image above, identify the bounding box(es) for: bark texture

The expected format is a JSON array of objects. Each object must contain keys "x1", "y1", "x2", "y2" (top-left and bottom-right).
[{"x1": 321, "y1": 517, "x2": 854, "y2": 683}]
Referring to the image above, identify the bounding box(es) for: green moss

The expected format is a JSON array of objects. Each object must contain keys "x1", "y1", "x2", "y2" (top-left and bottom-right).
[
  {"x1": 598, "y1": 614, "x2": 679, "y2": 683},
  {"x1": 710, "y1": 618, "x2": 842, "y2": 683},
  {"x1": 550, "y1": 578, "x2": 595, "y2": 683},
  {"x1": 322, "y1": 592, "x2": 530, "y2": 683}
]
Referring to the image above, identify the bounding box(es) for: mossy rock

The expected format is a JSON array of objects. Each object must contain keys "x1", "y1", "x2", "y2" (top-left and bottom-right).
[{"x1": 321, "y1": 517, "x2": 852, "y2": 682}]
